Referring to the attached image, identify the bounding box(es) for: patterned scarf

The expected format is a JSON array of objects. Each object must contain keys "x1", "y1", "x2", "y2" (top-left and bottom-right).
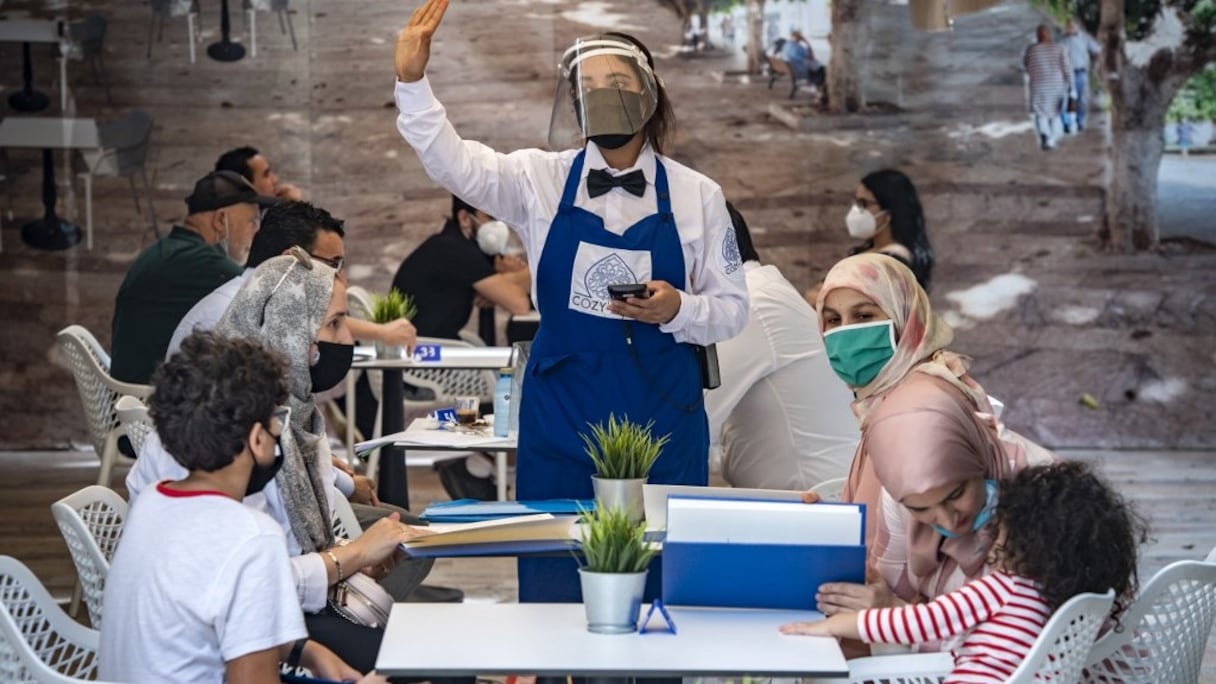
[{"x1": 216, "y1": 252, "x2": 338, "y2": 553}]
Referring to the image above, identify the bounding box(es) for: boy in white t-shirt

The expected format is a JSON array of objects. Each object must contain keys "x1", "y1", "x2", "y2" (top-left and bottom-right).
[{"x1": 99, "y1": 331, "x2": 385, "y2": 684}]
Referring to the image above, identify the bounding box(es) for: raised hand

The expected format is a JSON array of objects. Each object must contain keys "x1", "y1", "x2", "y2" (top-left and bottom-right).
[{"x1": 395, "y1": 0, "x2": 449, "y2": 82}]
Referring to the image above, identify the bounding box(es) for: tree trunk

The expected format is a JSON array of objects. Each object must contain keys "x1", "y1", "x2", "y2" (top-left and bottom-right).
[
  {"x1": 1108, "y1": 82, "x2": 1167, "y2": 251},
  {"x1": 697, "y1": 0, "x2": 710, "y2": 48},
  {"x1": 745, "y1": 0, "x2": 765, "y2": 75},
  {"x1": 828, "y1": 0, "x2": 867, "y2": 113}
]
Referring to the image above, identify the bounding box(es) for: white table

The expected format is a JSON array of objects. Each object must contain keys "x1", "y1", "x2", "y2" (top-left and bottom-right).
[
  {"x1": 0, "y1": 19, "x2": 65, "y2": 113},
  {"x1": 378, "y1": 417, "x2": 516, "y2": 501},
  {"x1": 346, "y1": 345, "x2": 513, "y2": 507},
  {"x1": 375, "y1": 603, "x2": 849, "y2": 679},
  {"x1": 0, "y1": 117, "x2": 99, "y2": 250}
]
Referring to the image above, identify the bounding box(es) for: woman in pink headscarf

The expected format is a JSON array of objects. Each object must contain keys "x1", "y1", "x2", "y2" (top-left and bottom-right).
[{"x1": 811, "y1": 253, "x2": 1052, "y2": 616}]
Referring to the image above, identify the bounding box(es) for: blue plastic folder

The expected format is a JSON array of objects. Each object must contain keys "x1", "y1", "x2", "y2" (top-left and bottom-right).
[
  {"x1": 420, "y1": 499, "x2": 594, "y2": 522},
  {"x1": 660, "y1": 495, "x2": 866, "y2": 611}
]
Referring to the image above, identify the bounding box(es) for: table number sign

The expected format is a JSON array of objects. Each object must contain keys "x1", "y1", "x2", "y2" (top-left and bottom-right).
[{"x1": 414, "y1": 344, "x2": 442, "y2": 362}]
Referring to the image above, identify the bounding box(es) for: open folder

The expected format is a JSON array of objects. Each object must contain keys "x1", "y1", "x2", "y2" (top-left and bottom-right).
[
  {"x1": 661, "y1": 496, "x2": 866, "y2": 611},
  {"x1": 400, "y1": 513, "x2": 579, "y2": 558}
]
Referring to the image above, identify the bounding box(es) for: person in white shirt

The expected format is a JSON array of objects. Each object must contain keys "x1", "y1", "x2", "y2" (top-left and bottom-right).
[
  {"x1": 393, "y1": 0, "x2": 749, "y2": 603},
  {"x1": 706, "y1": 203, "x2": 858, "y2": 491},
  {"x1": 100, "y1": 331, "x2": 384, "y2": 684},
  {"x1": 127, "y1": 251, "x2": 429, "y2": 675},
  {"x1": 1059, "y1": 20, "x2": 1100, "y2": 132}
]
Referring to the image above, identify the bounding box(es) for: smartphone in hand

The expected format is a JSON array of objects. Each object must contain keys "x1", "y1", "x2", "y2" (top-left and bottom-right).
[{"x1": 607, "y1": 283, "x2": 651, "y2": 301}]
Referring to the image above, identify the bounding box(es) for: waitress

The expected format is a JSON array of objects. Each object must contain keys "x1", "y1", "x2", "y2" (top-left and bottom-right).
[{"x1": 393, "y1": 0, "x2": 749, "y2": 601}]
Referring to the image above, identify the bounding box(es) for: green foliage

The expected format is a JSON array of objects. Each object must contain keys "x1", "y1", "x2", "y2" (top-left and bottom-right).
[
  {"x1": 369, "y1": 288, "x2": 417, "y2": 324},
  {"x1": 1033, "y1": 0, "x2": 1161, "y2": 39},
  {"x1": 1168, "y1": 66, "x2": 1216, "y2": 121},
  {"x1": 580, "y1": 413, "x2": 670, "y2": 480},
  {"x1": 578, "y1": 505, "x2": 655, "y2": 574}
]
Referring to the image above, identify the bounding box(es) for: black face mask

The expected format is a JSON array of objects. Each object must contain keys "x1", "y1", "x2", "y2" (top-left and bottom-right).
[
  {"x1": 245, "y1": 447, "x2": 284, "y2": 496},
  {"x1": 589, "y1": 133, "x2": 636, "y2": 150},
  {"x1": 310, "y1": 340, "x2": 354, "y2": 392}
]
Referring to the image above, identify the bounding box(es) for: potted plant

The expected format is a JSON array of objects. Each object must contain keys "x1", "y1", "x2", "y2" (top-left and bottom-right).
[
  {"x1": 576, "y1": 505, "x2": 656, "y2": 634},
  {"x1": 369, "y1": 288, "x2": 417, "y2": 359},
  {"x1": 580, "y1": 413, "x2": 670, "y2": 523}
]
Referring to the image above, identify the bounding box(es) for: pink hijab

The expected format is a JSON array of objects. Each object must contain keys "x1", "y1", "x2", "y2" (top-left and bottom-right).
[
  {"x1": 866, "y1": 373, "x2": 1029, "y2": 599},
  {"x1": 817, "y1": 254, "x2": 994, "y2": 553}
]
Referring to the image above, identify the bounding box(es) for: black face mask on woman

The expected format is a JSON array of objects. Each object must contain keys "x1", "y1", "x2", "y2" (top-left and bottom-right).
[
  {"x1": 310, "y1": 340, "x2": 354, "y2": 392},
  {"x1": 589, "y1": 133, "x2": 636, "y2": 150}
]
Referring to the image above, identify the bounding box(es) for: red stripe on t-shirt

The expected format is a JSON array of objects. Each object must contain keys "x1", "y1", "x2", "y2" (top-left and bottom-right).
[{"x1": 156, "y1": 481, "x2": 229, "y2": 498}]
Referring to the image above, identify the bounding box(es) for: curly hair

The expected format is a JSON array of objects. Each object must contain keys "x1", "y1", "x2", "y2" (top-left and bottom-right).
[
  {"x1": 990, "y1": 461, "x2": 1149, "y2": 623},
  {"x1": 149, "y1": 331, "x2": 289, "y2": 473}
]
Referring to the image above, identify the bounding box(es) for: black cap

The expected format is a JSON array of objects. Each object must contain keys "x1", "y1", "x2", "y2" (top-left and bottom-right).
[{"x1": 185, "y1": 170, "x2": 278, "y2": 215}]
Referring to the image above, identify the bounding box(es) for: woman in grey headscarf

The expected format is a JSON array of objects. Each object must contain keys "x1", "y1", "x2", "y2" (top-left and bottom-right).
[{"x1": 215, "y1": 249, "x2": 430, "y2": 674}]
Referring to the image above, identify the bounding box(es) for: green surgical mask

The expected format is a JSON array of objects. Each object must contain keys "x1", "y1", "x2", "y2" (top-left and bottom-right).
[{"x1": 823, "y1": 320, "x2": 896, "y2": 388}]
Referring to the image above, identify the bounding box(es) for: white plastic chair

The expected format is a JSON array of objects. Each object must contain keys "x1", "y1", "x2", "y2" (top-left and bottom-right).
[
  {"x1": 808, "y1": 476, "x2": 847, "y2": 502},
  {"x1": 114, "y1": 395, "x2": 153, "y2": 458},
  {"x1": 148, "y1": 0, "x2": 200, "y2": 64},
  {"x1": 49, "y1": 486, "x2": 127, "y2": 628},
  {"x1": 244, "y1": 0, "x2": 297, "y2": 57},
  {"x1": 56, "y1": 325, "x2": 153, "y2": 488},
  {"x1": 1083, "y1": 559, "x2": 1216, "y2": 683},
  {"x1": 330, "y1": 494, "x2": 362, "y2": 541},
  {"x1": 0, "y1": 555, "x2": 116, "y2": 683},
  {"x1": 840, "y1": 589, "x2": 1115, "y2": 684}
]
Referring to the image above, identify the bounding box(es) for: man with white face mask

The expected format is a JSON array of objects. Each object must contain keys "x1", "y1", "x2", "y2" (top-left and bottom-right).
[
  {"x1": 111, "y1": 170, "x2": 275, "y2": 384},
  {"x1": 390, "y1": 194, "x2": 532, "y2": 340}
]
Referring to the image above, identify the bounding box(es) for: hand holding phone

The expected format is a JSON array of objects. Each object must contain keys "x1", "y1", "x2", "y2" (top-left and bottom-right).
[{"x1": 607, "y1": 283, "x2": 651, "y2": 301}]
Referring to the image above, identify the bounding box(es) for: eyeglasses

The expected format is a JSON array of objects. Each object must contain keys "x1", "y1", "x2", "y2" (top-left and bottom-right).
[
  {"x1": 853, "y1": 197, "x2": 878, "y2": 210},
  {"x1": 265, "y1": 406, "x2": 290, "y2": 440},
  {"x1": 308, "y1": 253, "x2": 344, "y2": 272},
  {"x1": 259, "y1": 246, "x2": 313, "y2": 325}
]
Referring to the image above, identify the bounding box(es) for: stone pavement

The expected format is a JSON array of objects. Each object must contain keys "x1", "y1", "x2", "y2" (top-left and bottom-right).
[{"x1": 0, "y1": 0, "x2": 1212, "y2": 456}]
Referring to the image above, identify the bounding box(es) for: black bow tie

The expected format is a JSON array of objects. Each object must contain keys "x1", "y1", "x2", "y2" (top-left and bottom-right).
[{"x1": 586, "y1": 168, "x2": 646, "y2": 199}]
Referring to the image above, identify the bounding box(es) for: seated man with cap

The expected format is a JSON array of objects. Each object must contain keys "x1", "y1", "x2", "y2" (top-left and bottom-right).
[{"x1": 110, "y1": 170, "x2": 275, "y2": 385}]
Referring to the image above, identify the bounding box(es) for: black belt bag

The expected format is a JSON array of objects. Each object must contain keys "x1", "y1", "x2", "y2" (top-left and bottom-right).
[{"x1": 692, "y1": 343, "x2": 721, "y2": 390}]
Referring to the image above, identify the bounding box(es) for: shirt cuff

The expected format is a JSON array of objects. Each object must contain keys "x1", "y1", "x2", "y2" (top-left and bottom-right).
[
  {"x1": 394, "y1": 76, "x2": 437, "y2": 114},
  {"x1": 658, "y1": 290, "x2": 692, "y2": 335},
  {"x1": 293, "y1": 553, "x2": 330, "y2": 614},
  {"x1": 333, "y1": 469, "x2": 355, "y2": 498}
]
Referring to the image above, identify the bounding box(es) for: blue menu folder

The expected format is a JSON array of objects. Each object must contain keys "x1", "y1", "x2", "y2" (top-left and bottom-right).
[
  {"x1": 661, "y1": 495, "x2": 866, "y2": 611},
  {"x1": 420, "y1": 499, "x2": 594, "y2": 522}
]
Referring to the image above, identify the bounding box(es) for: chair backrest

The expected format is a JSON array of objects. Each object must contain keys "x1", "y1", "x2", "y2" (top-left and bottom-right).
[
  {"x1": 1083, "y1": 560, "x2": 1216, "y2": 684},
  {"x1": 56, "y1": 325, "x2": 152, "y2": 457},
  {"x1": 1006, "y1": 589, "x2": 1115, "y2": 683},
  {"x1": 329, "y1": 495, "x2": 363, "y2": 541},
  {"x1": 97, "y1": 110, "x2": 154, "y2": 174},
  {"x1": 345, "y1": 285, "x2": 374, "y2": 322},
  {"x1": 49, "y1": 487, "x2": 128, "y2": 631},
  {"x1": 402, "y1": 336, "x2": 496, "y2": 403},
  {"x1": 114, "y1": 395, "x2": 154, "y2": 458},
  {"x1": 808, "y1": 476, "x2": 847, "y2": 503},
  {"x1": 68, "y1": 14, "x2": 106, "y2": 57},
  {"x1": 0, "y1": 556, "x2": 104, "y2": 683}
]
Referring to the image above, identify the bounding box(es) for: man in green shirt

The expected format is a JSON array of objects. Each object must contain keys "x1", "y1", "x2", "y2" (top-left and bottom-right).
[{"x1": 110, "y1": 170, "x2": 274, "y2": 384}]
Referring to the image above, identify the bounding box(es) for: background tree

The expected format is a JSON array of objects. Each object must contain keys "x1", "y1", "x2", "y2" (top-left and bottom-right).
[
  {"x1": 1053, "y1": 0, "x2": 1216, "y2": 249},
  {"x1": 828, "y1": 0, "x2": 871, "y2": 113}
]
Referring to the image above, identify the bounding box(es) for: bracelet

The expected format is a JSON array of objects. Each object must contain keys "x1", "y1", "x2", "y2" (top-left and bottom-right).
[
  {"x1": 326, "y1": 549, "x2": 343, "y2": 580},
  {"x1": 287, "y1": 637, "x2": 308, "y2": 670}
]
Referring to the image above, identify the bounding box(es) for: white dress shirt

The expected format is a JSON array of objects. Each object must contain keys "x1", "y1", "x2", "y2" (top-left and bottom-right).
[
  {"x1": 394, "y1": 77, "x2": 748, "y2": 345},
  {"x1": 706, "y1": 262, "x2": 859, "y2": 490},
  {"x1": 165, "y1": 270, "x2": 250, "y2": 360},
  {"x1": 126, "y1": 430, "x2": 336, "y2": 613}
]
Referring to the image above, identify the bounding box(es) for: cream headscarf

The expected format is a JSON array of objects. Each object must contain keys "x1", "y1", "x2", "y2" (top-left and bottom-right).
[
  {"x1": 817, "y1": 253, "x2": 996, "y2": 553},
  {"x1": 216, "y1": 251, "x2": 339, "y2": 553}
]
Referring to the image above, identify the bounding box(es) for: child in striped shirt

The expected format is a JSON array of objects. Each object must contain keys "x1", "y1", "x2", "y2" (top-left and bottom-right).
[{"x1": 781, "y1": 461, "x2": 1145, "y2": 683}]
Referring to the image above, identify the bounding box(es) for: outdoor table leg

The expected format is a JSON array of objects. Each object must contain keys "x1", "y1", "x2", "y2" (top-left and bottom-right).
[
  {"x1": 9, "y1": 42, "x2": 50, "y2": 112},
  {"x1": 207, "y1": 0, "x2": 247, "y2": 62},
  {"x1": 376, "y1": 367, "x2": 410, "y2": 508},
  {"x1": 21, "y1": 148, "x2": 81, "y2": 250}
]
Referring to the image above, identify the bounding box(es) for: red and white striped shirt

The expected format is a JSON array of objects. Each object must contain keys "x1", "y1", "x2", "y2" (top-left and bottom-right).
[{"x1": 857, "y1": 572, "x2": 1051, "y2": 683}]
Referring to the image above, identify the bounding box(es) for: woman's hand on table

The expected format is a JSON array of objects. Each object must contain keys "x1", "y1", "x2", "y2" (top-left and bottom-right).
[
  {"x1": 816, "y1": 581, "x2": 897, "y2": 615},
  {"x1": 396, "y1": 0, "x2": 449, "y2": 82},
  {"x1": 607, "y1": 280, "x2": 681, "y2": 325}
]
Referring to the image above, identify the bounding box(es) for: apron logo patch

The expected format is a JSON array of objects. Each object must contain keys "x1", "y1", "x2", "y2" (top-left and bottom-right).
[
  {"x1": 720, "y1": 226, "x2": 742, "y2": 275},
  {"x1": 569, "y1": 243, "x2": 652, "y2": 319}
]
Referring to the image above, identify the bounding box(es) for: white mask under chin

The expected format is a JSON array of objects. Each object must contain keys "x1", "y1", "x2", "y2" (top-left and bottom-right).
[
  {"x1": 476, "y1": 220, "x2": 510, "y2": 255},
  {"x1": 846, "y1": 205, "x2": 881, "y2": 240}
]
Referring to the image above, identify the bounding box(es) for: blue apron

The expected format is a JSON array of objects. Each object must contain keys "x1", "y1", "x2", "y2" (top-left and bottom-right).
[{"x1": 517, "y1": 151, "x2": 709, "y2": 602}]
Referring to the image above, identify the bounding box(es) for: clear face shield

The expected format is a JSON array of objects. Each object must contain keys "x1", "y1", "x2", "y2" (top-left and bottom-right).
[{"x1": 548, "y1": 36, "x2": 659, "y2": 151}]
